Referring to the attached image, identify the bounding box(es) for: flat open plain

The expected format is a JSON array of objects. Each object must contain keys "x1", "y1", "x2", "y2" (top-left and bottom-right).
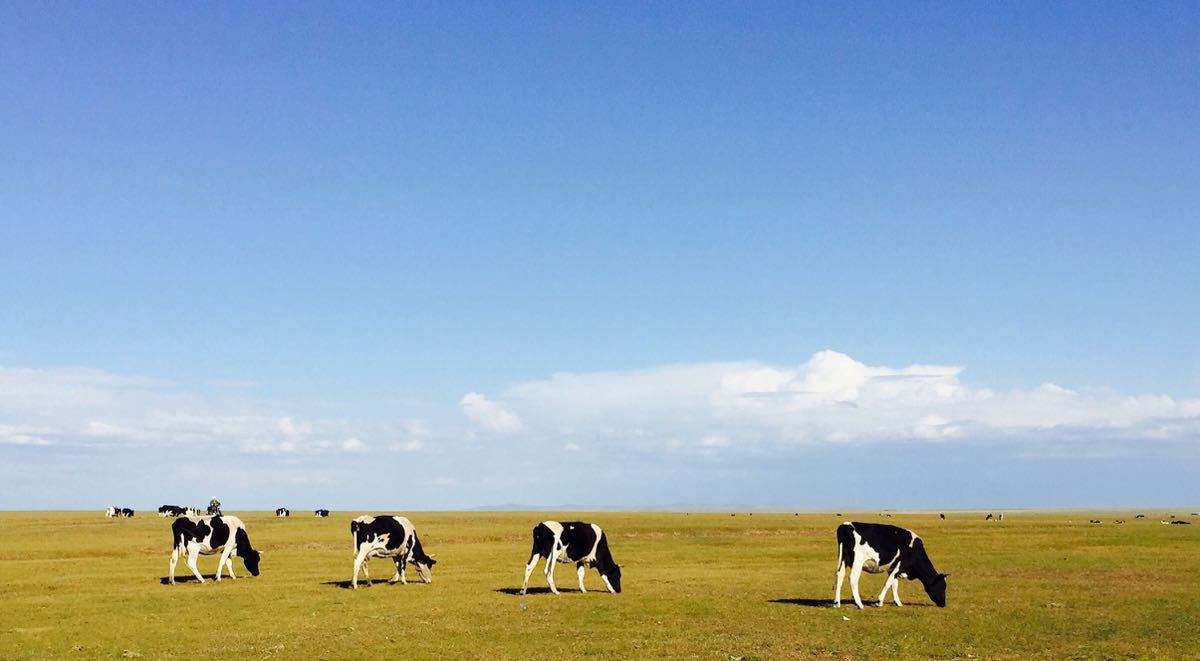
[{"x1": 1, "y1": 511, "x2": 1197, "y2": 658}]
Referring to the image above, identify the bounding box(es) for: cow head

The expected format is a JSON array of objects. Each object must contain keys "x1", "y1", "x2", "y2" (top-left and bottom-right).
[
  {"x1": 603, "y1": 563, "x2": 622, "y2": 593},
  {"x1": 410, "y1": 552, "x2": 436, "y2": 583},
  {"x1": 242, "y1": 548, "x2": 262, "y2": 576},
  {"x1": 924, "y1": 573, "x2": 948, "y2": 607}
]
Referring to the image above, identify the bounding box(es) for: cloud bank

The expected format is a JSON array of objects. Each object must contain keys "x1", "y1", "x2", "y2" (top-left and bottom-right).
[
  {"x1": 487, "y1": 350, "x2": 1200, "y2": 452},
  {"x1": 2, "y1": 350, "x2": 1197, "y2": 456}
]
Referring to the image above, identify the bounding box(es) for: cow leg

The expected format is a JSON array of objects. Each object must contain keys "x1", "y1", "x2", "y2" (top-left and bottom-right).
[
  {"x1": 390, "y1": 556, "x2": 406, "y2": 584},
  {"x1": 352, "y1": 548, "x2": 373, "y2": 589},
  {"x1": 169, "y1": 545, "x2": 181, "y2": 585},
  {"x1": 849, "y1": 557, "x2": 866, "y2": 609},
  {"x1": 187, "y1": 548, "x2": 205, "y2": 584},
  {"x1": 224, "y1": 550, "x2": 238, "y2": 580},
  {"x1": 877, "y1": 572, "x2": 894, "y2": 606},
  {"x1": 576, "y1": 563, "x2": 587, "y2": 593},
  {"x1": 520, "y1": 553, "x2": 540, "y2": 595},
  {"x1": 890, "y1": 575, "x2": 903, "y2": 606},
  {"x1": 544, "y1": 546, "x2": 561, "y2": 595},
  {"x1": 833, "y1": 560, "x2": 846, "y2": 607}
]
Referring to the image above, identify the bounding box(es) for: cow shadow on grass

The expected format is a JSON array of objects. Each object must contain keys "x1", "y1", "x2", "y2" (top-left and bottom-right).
[
  {"x1": 159, "y1": 575, "x2": 221, "y2": 585},
  {"x1": 770, "y1": 597, "x2": 933, "y2": 608},
  {"x1": 322, "y1": 579, "x2": 413, "y2": 589},
  {"x1": 495, "y1": 587, "x2": 581, "y2": 595}
]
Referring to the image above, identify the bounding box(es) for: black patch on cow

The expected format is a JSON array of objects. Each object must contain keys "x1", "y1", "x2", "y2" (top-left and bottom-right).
[
  {"x1": 409, "y1": 532, "x2": 436, "y2": 567},
  {"x1": 208, "y1": 516, "x2": 231, "y2": 549},
  {"x1": 529, "y1": 522, "x2": 556, "y2": 559},
  {"x1": 561, "y1": 522, "x2": 599, "y2": 562},
  {"x1": 353, "y1": 516, "x2": 407, "y2": 551},
  {"x1": 235, "y1": 527, "x2": 261, "y2": 575},
  {"x1": 170, "y1": 517, "x2": 212, "y2": 549}
]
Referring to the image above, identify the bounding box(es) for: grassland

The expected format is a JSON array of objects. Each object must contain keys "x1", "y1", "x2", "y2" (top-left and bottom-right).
[{"x1": 1, "y1": 511, "x2": 1197, "y2": 659}]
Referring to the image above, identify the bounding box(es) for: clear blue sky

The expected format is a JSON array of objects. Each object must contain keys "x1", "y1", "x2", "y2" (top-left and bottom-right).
[{"x1": 1, "y1": 3, "x2": 1197, "y2": 509}]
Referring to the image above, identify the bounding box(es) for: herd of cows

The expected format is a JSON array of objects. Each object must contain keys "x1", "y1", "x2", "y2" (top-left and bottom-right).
[{"x1": 102, "y1": 506, "x2": 1198, "y2": 609}]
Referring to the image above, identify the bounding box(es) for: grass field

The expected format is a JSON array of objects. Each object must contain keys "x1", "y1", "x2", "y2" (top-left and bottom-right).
[{"x1": 2, "y1": 510, "x2": 1197, "y2": 659}]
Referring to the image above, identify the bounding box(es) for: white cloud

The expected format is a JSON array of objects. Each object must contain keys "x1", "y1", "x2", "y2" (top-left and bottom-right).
[
  {"x1": 473, "y1": 350, "x2": 1200, "y2": 450},
  {"x1": 0, "y1": 424, "x2": 53, "y2": 446},
  {"x1": 340, "y1": 437, "x2": 368, "y2": 453},
  {"x1": 391, "y1": 438, "x2": 425, "y2": 452},
  {"x1": 459, "y1": 392, "x2": 524, "y2": 434}
]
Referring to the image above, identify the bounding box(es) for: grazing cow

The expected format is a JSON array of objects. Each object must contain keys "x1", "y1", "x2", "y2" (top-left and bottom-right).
[
  {"x1": 1135, "y1": 514, "x2": 1146, "y2": 519},
  {"x1": 1171, "y1": 520, "x2": 1191, "y2": 525},
  {"x1": 1114, "y1": 519, "x2": 1125, "y2": 524},
  {"x1": 1089, "y1": 519, "x2": 1102, "y2": 524},
  {"x1": 106, "y1": 507, "x2": 118, "y2": 518},
  {"x1": 520, "y1": 521, "x2": 622, "y2": 595},
  {"x1": 158, "y1": 505, "x2": 186, "y2": 517},
  {"x1": 275, "y1": 508, "x2": 290, "y2": 517},
  {"x1": 120, "y1": 508, "x2": 135, "y2": 517},
  {"x1": 349, "y1": 515, "x2": 436, "y2": 589},
  {"x1": 985, "y1": 513, "x2": 994, "y2": 521},
  {"x1": 939, "y1": 513, "x2": 946, "y2": 520},
  {"x1": 834, "y1": 521, "x2": 947, "y2": 609},
  {"x1": 168, "y1": 515, "x2": 261, "y2": 584},
  {"x1": 315, "y1": 509, "x2": 330, "y2": 517}
]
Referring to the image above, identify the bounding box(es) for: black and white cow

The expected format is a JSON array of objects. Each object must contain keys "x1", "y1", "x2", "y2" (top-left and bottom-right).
[
  {"x1": 315, "y1": 509, "x2": 330, "y2": 517},
  {"x1": 520, "y1": 521, "x2": 622, "y2": 595},
  {"x1": 120, "y1": 508, "x2": 134, "y2": 517},
  {"x1": 159, "y1": 505, "x2": 186, "y2": 517},
  {"x1": 349, "y1": 515, "x2": 436, "y2": 589},
  {"x1": 106, "y1": 507, "x2": 118, "y2": 518},
  {"x1": 834, "y1": 521, "x2": 947, "y2": 609},
  {"x1": 168, "y1": 515, "x2": 261, "y2": 584},
  {"x1": 275, "y1": 508, "x2": 290, "y2": 517}
]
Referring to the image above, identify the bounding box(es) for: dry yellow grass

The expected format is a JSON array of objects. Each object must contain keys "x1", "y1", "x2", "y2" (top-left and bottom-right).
[{"x1": 1, "y1": 511, "x2": 1197, "y2": 658}]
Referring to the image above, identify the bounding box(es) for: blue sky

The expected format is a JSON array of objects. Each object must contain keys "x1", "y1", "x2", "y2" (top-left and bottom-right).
[{"x1": 2, "y1": 3, "x2": 1197, "y2": 509}]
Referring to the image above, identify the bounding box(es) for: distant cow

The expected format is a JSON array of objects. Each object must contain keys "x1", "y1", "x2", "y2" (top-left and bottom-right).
[
  {"x1": 315, "y1": 509, "x2": 330, "y2": 517},
  {"x1": 350, "y1": 515, "x2": 436, "y2": 589},
  {"x1": 275, "y1": 508, "x2": 290, "y2": 517},
  {"x1": 106, "y1": 507, "x2": 117, "y2": 518},
  {"x1": 985, "y1": 513, "x2": 994, "y2": 521},
  {"x1": 159, "y1": 505, "x2": 186, "y2": 517},
  {"x1": 1171, "y1": 520, "x2": 1191, "y2": 525},
  {"x1": 1135, "y1": 514, "x2": 1146, "y2": 519},
  {"x1": 168, "y1": 515, "x2": 261, "y2": 584},
  {"x1": 834, "y1": 521, "x2": 947, "y2": 609},
  {"x1": 1090, "y1": 519, "x2": 1102, "y2": 524},
  {"x1": 939, "y1": 513, "x2": 946, "y2": 520},
  {"x1": 120, "y1": 508, "x2": 134, "y2": 517},
  {"x1": 520, "y1": 521, "x2": 622, "y2": 595}
]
